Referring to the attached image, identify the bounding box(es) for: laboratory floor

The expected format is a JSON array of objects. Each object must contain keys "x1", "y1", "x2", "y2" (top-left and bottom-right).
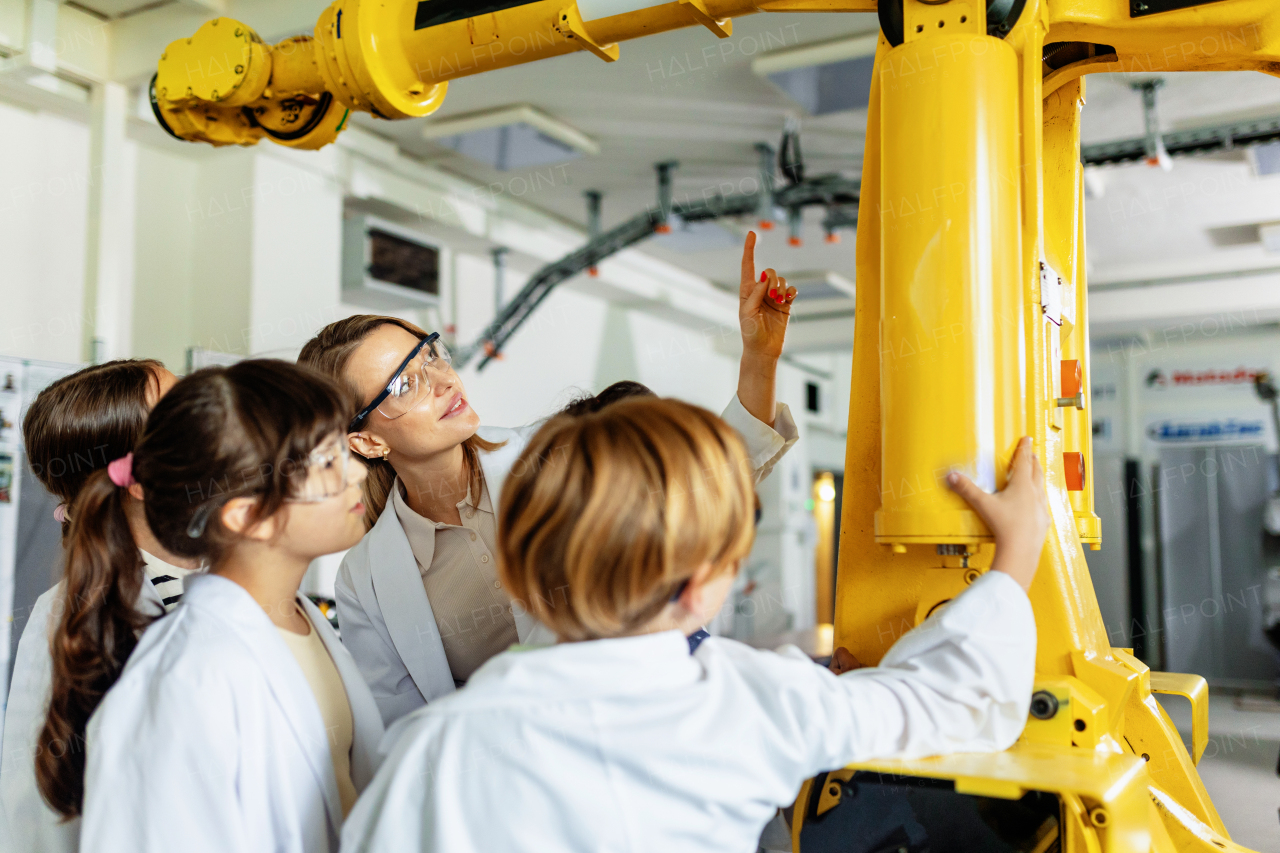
[{"x1": 1159, "y1": 693, "x2": 1280, "y2": 853}]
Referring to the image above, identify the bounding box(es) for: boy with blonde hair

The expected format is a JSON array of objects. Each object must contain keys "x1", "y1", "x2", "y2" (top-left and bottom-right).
[{"x1": 342, "y1": 398, "x2": 1049, "y2": 853}]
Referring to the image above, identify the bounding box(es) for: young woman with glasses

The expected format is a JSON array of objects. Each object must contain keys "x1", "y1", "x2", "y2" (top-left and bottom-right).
[{"x1": 297, "y1": 232, "x2": 800, "y2": 725}]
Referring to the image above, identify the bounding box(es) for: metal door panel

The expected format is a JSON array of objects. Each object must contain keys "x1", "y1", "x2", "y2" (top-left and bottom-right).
[{"x1": 1157, "y1": 447, "x2": 1217, "y2": 676}]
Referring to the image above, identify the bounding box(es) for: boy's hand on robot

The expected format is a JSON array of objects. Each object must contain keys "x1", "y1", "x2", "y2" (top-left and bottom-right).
[
  {"x1": 945, "y1": 437, "x2": 1051, "y2": 593},
  {"x1": 829, "y1": 647, "x2": 864, "y2": 675},
  {"x1": 739, "y1": 231, "x2": 797, "y2": 360}
]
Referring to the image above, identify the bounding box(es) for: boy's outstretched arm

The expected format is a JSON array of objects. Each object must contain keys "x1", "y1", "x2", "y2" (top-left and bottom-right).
[
  {"x1": 788, "y1": 437, "x2": 1049, "y2": 773},
  {"x1": 828, "y1": 436, "x2": 1049, "y2": 663}
]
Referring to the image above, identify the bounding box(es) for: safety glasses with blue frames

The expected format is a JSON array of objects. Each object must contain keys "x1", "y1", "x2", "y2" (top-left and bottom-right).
[{"x1": 348, "y1": 332, "x2": 453, "y2": 434}]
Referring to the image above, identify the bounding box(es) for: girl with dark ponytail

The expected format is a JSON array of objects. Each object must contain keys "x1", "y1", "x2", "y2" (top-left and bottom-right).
[
  {"x1": 1, "y1": 359, "x2": 196, "y2": 853},
  {"x1": 78, "y1": 360, "x2": 383, "y2": 853}
]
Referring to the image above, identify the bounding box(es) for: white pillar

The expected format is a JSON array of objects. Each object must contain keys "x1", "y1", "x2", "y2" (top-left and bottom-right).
[{"x1": 82, "y1": 80, "x2": 132, "y2": 362}]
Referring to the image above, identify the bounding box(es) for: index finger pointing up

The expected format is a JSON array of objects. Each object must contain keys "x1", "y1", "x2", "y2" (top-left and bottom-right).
[{"x1": 740, "y1": 230, "x2": 758, "y2": 299}]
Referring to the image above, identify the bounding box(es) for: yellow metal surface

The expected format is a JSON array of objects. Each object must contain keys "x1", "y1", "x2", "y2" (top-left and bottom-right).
[
  {"x1": 555, "y1": 4, "x2": 623, "y2": 62},
  {"x1": 828, "y1": 1, "x2": 1278, "y2": 849},
  {"x1": 1044, "y1": 77, "x2": 1102, "y2": 549},
  {"x1": 875, "y1": 30, "x2": 1023, "y2": 548},
  {"x1": 1149, "y1": 672, "x2": 1210, "y2": 766},
  {"x1": 153, "y1": 21, "x2": 349, "y2": 149},
  {"x1": 1022, "y1": 676, "x2": 1111, "y2": 751},
  {"x1": 680, "y1": 0, "x2": 734, "y2": 37},
  {"x1": 156, "y1": 18, "x2": 269, "y2": 107},
  {"x1": 794, "y1": 742, "x2": 1153, "y2": 853},
  {"x1": 148, "y1": 1, "x2": 1280, "y2": 851}
]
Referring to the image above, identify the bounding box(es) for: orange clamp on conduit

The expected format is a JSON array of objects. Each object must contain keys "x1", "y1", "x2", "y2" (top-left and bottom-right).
[
  {"x1": 1061, "y1": 359, "x2": 1082, "y2": 398},
  {"x1": 1064, "y1": 452, "x2": 1085, "y2": 491}
]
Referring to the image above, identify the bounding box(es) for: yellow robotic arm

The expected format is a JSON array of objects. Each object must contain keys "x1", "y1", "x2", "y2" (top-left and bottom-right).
[
  {"x1": 149, "y1": 0, "x2": 885, "y2": 149},
  {"x1": 150, "y1": 0, "x2": 1279, "y2": 150}
]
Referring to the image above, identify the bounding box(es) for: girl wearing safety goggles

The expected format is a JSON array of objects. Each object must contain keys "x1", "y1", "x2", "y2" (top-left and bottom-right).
[{"x1": 78, "y1": 360, "x2": 385, "y2": 853}]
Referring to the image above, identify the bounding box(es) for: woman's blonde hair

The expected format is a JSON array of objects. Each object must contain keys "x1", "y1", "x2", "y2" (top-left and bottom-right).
[
  {"x1": 498, "y1": 397, "x2": 756, "y2": 641},
  {"x1": 298, "y1": 314, "x2": 503, "y2": 527}
]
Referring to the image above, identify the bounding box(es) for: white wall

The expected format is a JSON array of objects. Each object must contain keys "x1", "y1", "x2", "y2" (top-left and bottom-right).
[
  {"x1": 132, "y1": 142, "x2": 198, "y2": 370},
  {"x1": 0, "y1": 102, "x2": 90, "y2": 364},
  {"x1": 247, "y1": 149, "x2": 346, "y2": 358}
]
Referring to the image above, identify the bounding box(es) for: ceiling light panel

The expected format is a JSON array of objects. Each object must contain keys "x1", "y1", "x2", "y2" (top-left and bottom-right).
[
  {"x1": 1252, "y1": 141, "x2": 1280, "y2": 177},
  {"x1": 753, "y1": 33, "x2": 878, "y2": 117},
  {"x1": 766, "y1": 57, "x2": 875, "y2": 117},
  {"x1": 423, "y1": 104, "x2": 599, "y2": 172},
  {"x1": 786, "y1": 270, "x2": 857, "y2": 301}
]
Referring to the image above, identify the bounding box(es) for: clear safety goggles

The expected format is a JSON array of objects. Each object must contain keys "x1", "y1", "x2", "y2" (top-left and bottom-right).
[
  {"x1": 290, "y1": 435, "x2": 356, "y2": 504},
  {"x1": 348, "y1": 332, "x2": 453, "y2": 433},
  {"x1": 185, "y1": 435, "x2": 358, "y2": 538}
]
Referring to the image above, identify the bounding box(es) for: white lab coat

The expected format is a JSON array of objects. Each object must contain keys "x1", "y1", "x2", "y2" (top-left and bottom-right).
[
  {"x1": 0, "y1": 574, "x2": 165, "y2": 853},
  {"x1": 337, "y1": 397, "x2": 798, "y2": 725},
  {"x1": 341, "y1": 570, "x2": 1036, "y2": 853},
  {"x1": 81, "y1": 573, "x2": 385, "y2": 853}
]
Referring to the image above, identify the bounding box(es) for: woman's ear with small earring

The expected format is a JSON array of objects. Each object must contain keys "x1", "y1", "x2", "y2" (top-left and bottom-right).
[{"x1": 348, "y1": 432, "x2": 385, "y2": 461}]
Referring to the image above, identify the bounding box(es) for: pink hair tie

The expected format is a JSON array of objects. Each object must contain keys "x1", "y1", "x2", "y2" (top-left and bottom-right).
[
  {"x1": 53, "y1": 504, "x2": 68, "y2": 524},
  {"x1": 107, "y1": 453, "x2": 136, "y2": 489}
]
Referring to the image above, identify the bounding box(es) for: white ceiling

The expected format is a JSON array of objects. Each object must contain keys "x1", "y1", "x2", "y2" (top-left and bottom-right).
[
  {"x1": 45, "y1": 1, "x2": 1280, "y2": 326},
  {"x1": 346, "y1": 15, "x2": 1280, "y2": 297},
  {"x1": 67, "y1": 0, "x2": 177, "y2": 20},
  {"x1": 1081, "y1": 71, "x2": 1280, "y2": 287},
  {"x1": 352, "y1": 13, "x2": 877, "y2": 290}
]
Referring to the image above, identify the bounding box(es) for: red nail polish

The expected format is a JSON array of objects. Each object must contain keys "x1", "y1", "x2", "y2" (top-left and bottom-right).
[
  {"x1": 760, "y1": 272, "x2": 768, "y2": 282},
  {"x1": 769, "y1": 289, "x2": 777, "y2": 299}
]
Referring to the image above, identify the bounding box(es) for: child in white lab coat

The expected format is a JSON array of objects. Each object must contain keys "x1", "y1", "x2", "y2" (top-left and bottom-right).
[
  {"x1": 78, "y1": 360, "x2": 384, "y2": 853},
  {"x1": 1, "y1": 358, "x2": 197, "y2": 853},
  {"x1": 341, "y1": 398, "x2": 1049, "y2": 853}
]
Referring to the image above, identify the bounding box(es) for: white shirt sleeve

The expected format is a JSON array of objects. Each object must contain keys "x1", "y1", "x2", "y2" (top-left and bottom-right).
[
  {"x1": 738, "y1": 570, "x2": 1036, "y2": 778},
  {"x1": 719, "y1": 395, "x2": 800, "y2": 484}
]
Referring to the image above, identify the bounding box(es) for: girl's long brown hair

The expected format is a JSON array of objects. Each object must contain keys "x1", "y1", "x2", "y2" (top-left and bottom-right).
[
  {"x1": 36, "y1": 359, "x2": 349, "y2": 818},
  {"x1": 299, "y1": 315, "x2": 502, "y2": 527},
  {"x1": 21, "y1": 359, "x2": 162, "y2": 539}
]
